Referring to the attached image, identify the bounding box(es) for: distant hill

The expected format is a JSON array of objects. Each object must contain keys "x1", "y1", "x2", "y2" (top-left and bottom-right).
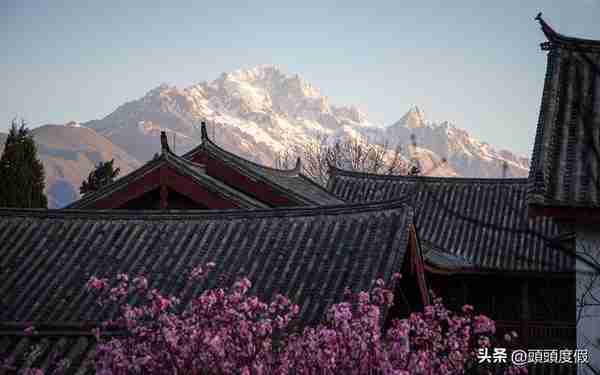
[
  {"x1": 33, "y1": 124, "x2": 140, "y2": 208},
  {"x1": 0, "y1": 125, "x2": 140, "y2": 208}
]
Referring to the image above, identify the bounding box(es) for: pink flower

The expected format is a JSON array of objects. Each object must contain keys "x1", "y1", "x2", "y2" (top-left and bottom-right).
[
  {"x1": 358, "y1": 291, "x2": 370, "y2": 304},
  {"x1": 77, "y1": 272, "x2": 522, "y2": 375},
  {"x1": 86, "y1": 276, "x2": 108, "y2": 291},
  {"x1": 473, "y1": 315, "x2": 495, "y2": 334}
]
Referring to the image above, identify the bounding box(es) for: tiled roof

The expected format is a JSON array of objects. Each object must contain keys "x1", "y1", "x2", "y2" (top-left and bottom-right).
[
  {"x1": 0, "y1": 200, "x2": 413, "y2": 325},
  {"x1": 528, "y1": 14, "x2": 600, "y2": 209},
  {"x1": 0, "y1": 324, "x2": 98, "y2": 374},
  {"x1": 67, "y1": 139, "x2": 268, "y2": 209},
  {"x1": 183, "y1": 122, "x2": 345, "y2": 206},
  {"x1": 328, "y1": 167, "x2": 574, "y2": 272}
]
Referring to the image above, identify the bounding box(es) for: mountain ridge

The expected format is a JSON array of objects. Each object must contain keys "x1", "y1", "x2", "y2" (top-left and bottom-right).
[
  {"x1": 1, "y1": 65, "x2": 530, "y2": 207},
  {"x1": 84, "y1": 65, "x2": 529, "y2": 178}
]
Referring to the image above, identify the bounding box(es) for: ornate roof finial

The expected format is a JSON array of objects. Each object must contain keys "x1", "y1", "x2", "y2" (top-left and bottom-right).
[
  {"x1": 534, "y1": 12, "x2": 558, "y2": 41},
  {"x1": 294, "y1": 157, "x2": 302, "y2": 173},
  {"x1": 200, "y1": 121, "x2": 208, "y2": 142},
  {"x1": 160, "y1": 131, "x2": 170, "y2": 154}
]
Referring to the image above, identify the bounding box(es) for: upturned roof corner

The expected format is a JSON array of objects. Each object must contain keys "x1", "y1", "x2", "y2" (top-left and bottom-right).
[{"x1": 534, "y1": 12, "x2": 558, "y2": 42}]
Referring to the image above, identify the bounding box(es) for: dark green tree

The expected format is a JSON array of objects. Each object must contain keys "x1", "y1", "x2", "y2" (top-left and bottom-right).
[
  {"x1": 80, "y1": 159, "x2": 121, "y2": 195},
  {"x1": 0, "y1": 119, "x2": 48, "y2": 208}
]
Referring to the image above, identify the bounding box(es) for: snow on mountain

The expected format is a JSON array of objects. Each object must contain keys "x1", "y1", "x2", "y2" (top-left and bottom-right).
[
  {"x1": 392, "y1": 106, "x2": 427, "y2": 129},
  {"x1": 84, "y1": 65, "x2": 529, "y2": 178},
  {"x1": 64, "y1": 121, "x2": 83, "y2": 128},
  {"x1": 386, "y1": 111, "x2": 529, "y2": 177}
]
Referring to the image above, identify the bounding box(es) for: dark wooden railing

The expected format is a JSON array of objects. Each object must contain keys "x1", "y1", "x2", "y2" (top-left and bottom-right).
[{"x1": 496, "y1": 320, "x2": 576, "y2": 348}]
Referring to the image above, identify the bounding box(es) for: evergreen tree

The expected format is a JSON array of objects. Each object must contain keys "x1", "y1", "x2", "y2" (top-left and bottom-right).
[
  {"x1": 80, "y1": 159, "x2": 121, "y2": 195},
  {"x1": 0, "y1": 119, "x2": 47, "y2": 208}
]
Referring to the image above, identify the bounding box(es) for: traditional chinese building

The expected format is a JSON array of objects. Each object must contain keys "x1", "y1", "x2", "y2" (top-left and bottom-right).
[
  {"x1": 66, "y1": 123, "x2": 343, "y2": 209},
  {"x1": 0, "y1": 13, "x2": 591, "y2": 375},
  {"x1": 527, "y1": 14, "x2": 600, "y2": 374},
  {"x1": 0, "y1": 200, "x2": 427, "y2": 372},
  {"x1": 327, "y1": 168, "x2": 576, "y2": 352}
]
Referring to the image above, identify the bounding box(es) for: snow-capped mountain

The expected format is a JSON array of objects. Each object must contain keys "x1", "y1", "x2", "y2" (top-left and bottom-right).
[
  {"x1": 85, "y1": 65, "x2": 381, "y2": 164},
  {"x1": 386, "y1": 106, "x2": 530, "y2": 177},
  {"x1": 83, "y1": 65, "x2": 529, "y2": 178}
]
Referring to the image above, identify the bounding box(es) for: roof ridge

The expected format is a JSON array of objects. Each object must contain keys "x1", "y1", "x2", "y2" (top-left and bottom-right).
[
  {"x1": 535, "y1": 12, "x2": 600, "y2": 50},
  {"x1": 163, "y1": 151, "x2": 268, "y2": 208},
  {"x1": 203, "y1": 137, "x2": 302, "y2": 176},
  {"x1": 65, "y1": 156, "x2": 163, "y2": 208},
  {"x1": 330, "y1": 165, "x2": 527, "y2": 184},
  {"x1": 185, "y1": 122, "x2": 302, "y2": 176},
  {"x1": 2, "y1": 197, "x2": 413, "y2": 220},
  {"x1": 67, "y1": 149, "x2": 266, "y2": 209},
  {"x1": 183, "y1": 122, "x2": 343, "y2": 205},
  {"x1": 297, "y1": 173, "x2": 344, "y2": 196}
]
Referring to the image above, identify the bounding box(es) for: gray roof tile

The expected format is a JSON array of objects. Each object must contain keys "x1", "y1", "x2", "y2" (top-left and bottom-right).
[
  {"x1": 328, "y1": 168, "x2": 574, "y2": 272},
  {"x1": 0, "y1": 200, "x2": 413, "y2": 326},
  {"x1": 528, "y1": 15, "x2": 600, "y2": 209}
]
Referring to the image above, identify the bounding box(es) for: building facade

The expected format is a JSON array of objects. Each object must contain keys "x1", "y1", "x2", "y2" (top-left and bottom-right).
[{"x1": 527, "y1": 14, "x2": 600, "y2": 375}]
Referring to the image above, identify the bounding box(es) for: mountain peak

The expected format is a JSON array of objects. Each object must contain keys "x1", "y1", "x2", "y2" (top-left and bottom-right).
[
  {"x1": 394, "y1": 106, "x2": 426, "y2": 129},
  {"x1": 221, "y1": 65, "x2": 286, "y2": 83}
]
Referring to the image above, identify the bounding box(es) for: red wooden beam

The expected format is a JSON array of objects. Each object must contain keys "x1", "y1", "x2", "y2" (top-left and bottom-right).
[
  {"x1": 161, "y1": 167, "x2": 240, "y2": 209},
  {"x1": 92, "y1": 170, "x2": 160, "y2": 209},
  {"x1": 409, "y1": 225, "x2": 430, "y2": 307},
  {"x1": 191, "y1": 152, "x2": 299, "y2": 207},
  {"x1": 90, "y1": 165, "x2": 241, "y2": 209},
  {"x1": 160, "y1": 165, "x2": 168, "y2": 209},
  {"x1": 528, "y1": 204, "x2": 600, "y2": 222}
]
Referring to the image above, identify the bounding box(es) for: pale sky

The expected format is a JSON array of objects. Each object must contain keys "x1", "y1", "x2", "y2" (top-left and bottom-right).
[{"x1": 1, "y1": 0, "x2": 599, "y2": 156}]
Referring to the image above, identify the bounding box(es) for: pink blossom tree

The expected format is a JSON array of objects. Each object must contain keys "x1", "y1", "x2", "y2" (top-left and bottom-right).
[{"x1": 18, "y1": 264, "x2": 526, "y2": 375}]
